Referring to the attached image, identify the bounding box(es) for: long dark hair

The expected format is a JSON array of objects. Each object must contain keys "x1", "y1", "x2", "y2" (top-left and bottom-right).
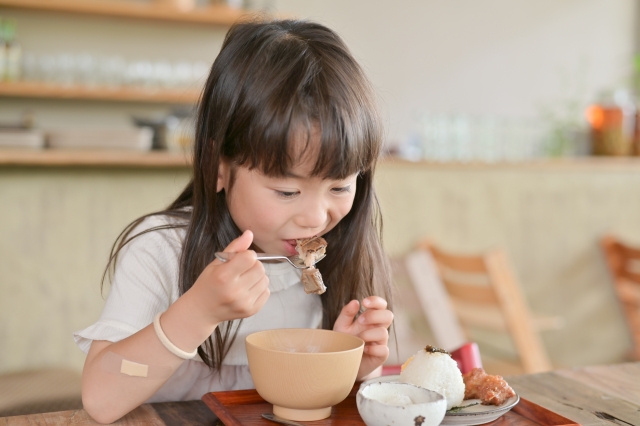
[{"x1": 104, "y1": 18, "x2": 392, "y2": 370}]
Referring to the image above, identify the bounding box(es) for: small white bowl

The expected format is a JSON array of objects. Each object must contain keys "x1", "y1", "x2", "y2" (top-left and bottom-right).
[{"x1": 357, "y1": 382, "x2": 447, "y2": 426}]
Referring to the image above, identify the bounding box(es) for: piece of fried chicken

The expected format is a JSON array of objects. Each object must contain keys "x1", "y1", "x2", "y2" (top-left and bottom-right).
[
  {"x1": 462, "y1": 367, "x2": 516, "y2": 406},
  {"x1": 296, "y1": 236, "x2": 327, "y2": 295}
]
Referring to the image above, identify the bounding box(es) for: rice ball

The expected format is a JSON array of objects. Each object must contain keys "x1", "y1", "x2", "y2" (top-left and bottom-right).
[{"x1": 399, "y1": 346, "x2": 464, "y2": 410}]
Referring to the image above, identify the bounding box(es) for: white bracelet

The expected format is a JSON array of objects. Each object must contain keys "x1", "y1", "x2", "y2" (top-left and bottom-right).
[{"x1": 153, "y1": 312, "x2": 198, "y2": 360}]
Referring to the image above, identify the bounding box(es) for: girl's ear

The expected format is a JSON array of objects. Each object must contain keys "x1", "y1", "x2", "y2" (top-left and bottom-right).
[{"x1": 217, "y1": 160, "x2": 229, "y2": 193}]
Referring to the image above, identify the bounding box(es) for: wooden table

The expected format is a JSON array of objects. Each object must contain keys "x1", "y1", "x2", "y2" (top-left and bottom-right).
[{"x1": 1, "y1": 363, "x2": 639, "y2": 425}]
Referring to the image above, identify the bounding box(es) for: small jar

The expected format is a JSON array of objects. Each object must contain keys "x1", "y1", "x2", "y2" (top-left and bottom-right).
[{"x1": 587, "y1": 90, "x2": 636, "y2": 156}]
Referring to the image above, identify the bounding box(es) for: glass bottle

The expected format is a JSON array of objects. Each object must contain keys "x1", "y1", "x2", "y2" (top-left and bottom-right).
[
  {"x1": 586, "y1": 90, "x2": 635, "y2": 156},
  {"x1": 0, "y1": 18, "x2": 6, "y2": 81},
  {"x1": 4, "y1": 19, "x2": 21, "y2": 82}
]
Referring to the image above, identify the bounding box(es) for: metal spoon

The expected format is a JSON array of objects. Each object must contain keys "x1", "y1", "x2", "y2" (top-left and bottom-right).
[
  {"x1": 214, "y1": 252, "x2": 326, "y2": 269},
  {"x1": 261, "y1": 413, "x2": 307, "y2": 426}
]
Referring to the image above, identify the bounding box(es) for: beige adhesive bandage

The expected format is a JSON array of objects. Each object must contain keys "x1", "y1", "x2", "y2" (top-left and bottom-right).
[{"x1": 101, "y1": 351, "x2": 173, "y2": 380}]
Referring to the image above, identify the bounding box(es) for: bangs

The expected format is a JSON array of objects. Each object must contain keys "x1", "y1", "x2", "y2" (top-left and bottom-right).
[
  {"x1": 218, "y1": 19, "x2": 382, "y2": 180},
  {"x1": 241, "y1": 111, "x2": 376, "y2": 180}
]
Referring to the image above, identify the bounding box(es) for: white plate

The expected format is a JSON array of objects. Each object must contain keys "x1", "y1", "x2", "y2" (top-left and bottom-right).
[
  {"x1": 440, "y1": 394, "x2": 519, "y2": 425},
  {"x1": 360, "y1": 375, "x2": 519, "y2": 426},
  {"x1": 360, "y1": 374, "x2": 400, "y2": 389}
]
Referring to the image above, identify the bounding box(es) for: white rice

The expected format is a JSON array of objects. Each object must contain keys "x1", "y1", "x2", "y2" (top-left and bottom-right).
[
  {"x1": 399, "y1": 349, "x2": 465, "y2": 410},
  {"x1": 382, "y1": 394, "x2": 414, "y2": 406}
]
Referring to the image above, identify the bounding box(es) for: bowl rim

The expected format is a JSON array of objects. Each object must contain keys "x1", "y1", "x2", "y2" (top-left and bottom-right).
[
  {"x1": 357, "y1": 381, "x2": 447, "y2": 406},
  {"x1": 245, "y1": 328, "x2": 364, "y2": 355}
]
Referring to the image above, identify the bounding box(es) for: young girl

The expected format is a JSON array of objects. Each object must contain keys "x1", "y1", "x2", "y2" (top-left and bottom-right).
[{"x1": 74, "y1": 18, "x2": 394, "y2": 424}]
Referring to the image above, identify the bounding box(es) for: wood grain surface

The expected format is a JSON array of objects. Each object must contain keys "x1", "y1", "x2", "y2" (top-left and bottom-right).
[
  {"x1": 508, "y1": 369, "x2": 640, "y2": 426},
  {"x1": 555, "y1": 363, "x2": 640, "y2": 407},
  {"x1": 151, "y1": 400, "x2": 218, "y2": 426},
  {"x1": 0, "y1": 0, "x2": 248, "y2": 25},
  {"x1": 0, "y1": 404, "x2": 164, "y2": 426},
  {"x1": 202, "y1": 389, "x2": 366, "y2": 426},
  {"x1": 511, "y1": 398, "x2": 578, "y2": 425},
  {"x1": 0, "y1": 81, "x2": 200, "y2": 104},
  {"x1": 0, "y1": 150, "x2": 190, "y2": 167},
  {"x1": 3, "y1": 363, "x2": 640, "y2": 425},
  {"x1": 202, "y1": 386, "x2": 578, "y2": 426}
]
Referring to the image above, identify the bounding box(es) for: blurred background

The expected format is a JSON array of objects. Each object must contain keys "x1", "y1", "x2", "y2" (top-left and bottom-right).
[{"x1": 2, "y1": 0, "x2": 640, "y2": 416}]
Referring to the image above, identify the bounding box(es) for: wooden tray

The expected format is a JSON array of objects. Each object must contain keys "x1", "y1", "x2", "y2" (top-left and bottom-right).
[{"x1": 202, "y1": 386, "x2": 580, "y2": 426}]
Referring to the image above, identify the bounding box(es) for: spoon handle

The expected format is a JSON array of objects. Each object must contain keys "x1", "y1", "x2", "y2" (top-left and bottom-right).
[
  {"x1": 214, "y1": 252, "x2": 288, "y2": 262},
  {"x1": 262, "y1": 413, "x2": 306, "y2": 426}
]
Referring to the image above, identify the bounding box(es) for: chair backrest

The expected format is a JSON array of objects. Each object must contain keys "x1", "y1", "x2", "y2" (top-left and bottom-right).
[
  {"x1": 600, "y1": 235, "x2": 640, "y2": 359},
  {"x1": 404, "y1": 250, "x2": 466, "y2": 352},
  {"x1": 413, "y1": 240, "x2": 552, "y2": 374}
]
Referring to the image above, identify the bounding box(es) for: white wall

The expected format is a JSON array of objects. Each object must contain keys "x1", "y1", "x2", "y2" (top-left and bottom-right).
[
  {"x1": 276, "y1": 0, "x2": 638, "y2": 145},
  {"x1": 2, "y1": 1, "x2": 636, "y2": 141}
]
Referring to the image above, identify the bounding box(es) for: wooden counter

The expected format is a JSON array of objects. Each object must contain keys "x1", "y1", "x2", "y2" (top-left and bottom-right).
[{"x1": 1, "y1": 363, "x2": 639, "y2": 425}]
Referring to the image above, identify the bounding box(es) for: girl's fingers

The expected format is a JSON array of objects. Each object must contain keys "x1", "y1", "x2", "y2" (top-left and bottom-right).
[
  {"x1": 358, "y1": 326, "x2": 389, "y2": 346},
  {"x1": 333, "y1": 300, "x2": 360, "y2": 331},
  {"x1": 362, "y1": 296, "x2": 387, "y2": 310},
  {"x1": 234, "y1": 276, "x2": 269, "y2": 318},
  {"x1": 241, "y1": 259, "x2": 267, "y2": 287},
  {"x1": 248, "y1": 274, "x2": 270, "y2": 294},
  {"x1": 214, "y1": 250, "x2": 258, "y2": 278},
  {"x1": 212, "y1": 230, "x2": 254, "y2": 266},
  {"x1": 364, "y1": 344, "x2": 389, "y2": 358},
  {"x1": 224, "y1": 230, "x2": 253, "y2": 253},
  {"x1": 357, "y1": 309, "x2": 394, "y2": 327},
  {"x1": 251, "y1": 285, "x2": 271, "y2": 310}
]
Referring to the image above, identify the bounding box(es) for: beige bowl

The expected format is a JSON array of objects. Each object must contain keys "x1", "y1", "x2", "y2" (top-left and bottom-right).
[{"x1": 246, "y1": 328, "x2": 364, "y2": 421}]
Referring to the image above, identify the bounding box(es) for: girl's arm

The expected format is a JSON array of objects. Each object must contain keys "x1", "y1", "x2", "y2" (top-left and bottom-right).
[
  {"x1": 81, "y1": 290, "x2": 216, "y2": 424},
  {"x1": 82, "y1": 231, "x2": 270, "y2": 424},
  {"x1": 333, "y1": 296, "x2": 394, "y2": 380}
]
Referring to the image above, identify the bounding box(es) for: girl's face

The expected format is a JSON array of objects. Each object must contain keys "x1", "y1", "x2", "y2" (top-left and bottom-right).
[{"x1": 217, "y1": 153, "x2": 358, "y2": 256}]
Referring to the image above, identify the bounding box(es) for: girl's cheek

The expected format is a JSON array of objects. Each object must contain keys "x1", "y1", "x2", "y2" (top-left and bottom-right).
[{"x1": 341, "y1": 196, "x2": 356, "y2": 217}]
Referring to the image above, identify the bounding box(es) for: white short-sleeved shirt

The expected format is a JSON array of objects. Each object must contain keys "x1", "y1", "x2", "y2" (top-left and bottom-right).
[{"x1": 73, "y1": 215, "x2": 323, "y2": 402}]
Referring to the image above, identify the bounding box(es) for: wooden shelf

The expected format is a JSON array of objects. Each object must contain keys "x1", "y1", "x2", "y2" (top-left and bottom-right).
[
  {"x1": 382, "y1": 156, "x2": 640, "y2": 171},
  {"x1": 0, "y1": 149, "x2": 191, "y2": 167},
  {"x1": 2, "y1": 150, "x2": 640, "y2": 169},
  {"x1": 0, "y1": 0, "x2": 251, "y2": 25},
  {"x1": 0, "y1": 81, "x2": 201, "y2": 104}
]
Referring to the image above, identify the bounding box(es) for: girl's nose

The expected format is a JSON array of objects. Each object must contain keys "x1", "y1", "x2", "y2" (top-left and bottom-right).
[{"x1": 295, "y1": 199, "x2": 328, "y2": 230}]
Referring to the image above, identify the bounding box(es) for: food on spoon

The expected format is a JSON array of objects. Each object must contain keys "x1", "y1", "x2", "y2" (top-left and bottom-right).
[
  {"x1": 295, "y1": 236, "x2": 327, "y2": 295},
  {"x1": 399, "y1": 345, "x2": 465, "y2": 410},
  {"x1": 296, "y1": 236, "x2": 326, "y2": 265},
  {"x1": 301, "y1": 268, "x2": 326, "y2": 295},
  {"x1": 462, "y1": 367, "x2": 515, "y2": 406}
]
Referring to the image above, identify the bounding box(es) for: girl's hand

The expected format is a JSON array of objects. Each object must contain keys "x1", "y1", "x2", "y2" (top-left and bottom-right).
[
  {"x1": 189, "y1": 230, "x2": 271, "y2": 325},
  {"x1": 333, "y1": 296, "x2": 394, "y2": 380}
]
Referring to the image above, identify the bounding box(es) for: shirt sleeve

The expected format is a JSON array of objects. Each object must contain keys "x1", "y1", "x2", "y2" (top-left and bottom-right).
[{"x1": 73, "y1": 216, "x2": 183, "y2": 354}]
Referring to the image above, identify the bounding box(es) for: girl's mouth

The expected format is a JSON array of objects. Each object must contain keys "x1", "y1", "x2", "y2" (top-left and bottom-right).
[
  {"x1": 283, "y1": 239, "x2": 298, "y2": 255},
  {"x1": 283, "y1": 236, "x2": 318, "y2": 256}
]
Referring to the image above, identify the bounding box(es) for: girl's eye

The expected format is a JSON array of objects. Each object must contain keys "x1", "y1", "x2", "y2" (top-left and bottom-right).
[
  {"x1": 331, "y1": 185, "x2": 352, "y2": 194},
  {"x1": 276, "y1": 190, "x2": 299, "y2": 199}
]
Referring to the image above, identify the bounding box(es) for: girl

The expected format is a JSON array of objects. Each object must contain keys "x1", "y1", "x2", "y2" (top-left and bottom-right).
[{"x1": 74, "y1": 18, "x2": 394, "y2": 424}]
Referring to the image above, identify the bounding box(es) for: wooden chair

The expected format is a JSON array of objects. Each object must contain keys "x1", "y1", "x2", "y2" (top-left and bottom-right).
[
  {"x1": 405, "y1": 241, "x2": 562, "y2": 375},
  {"x1": 600, "y1": 235, "x2": 640, "y2": 360}
]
